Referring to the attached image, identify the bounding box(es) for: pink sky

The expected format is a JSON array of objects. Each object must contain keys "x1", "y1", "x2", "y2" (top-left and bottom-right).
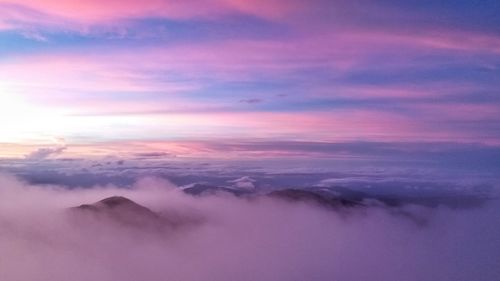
[{"x1": 1, "y1": 0, "x2": 499, "y2": 158}]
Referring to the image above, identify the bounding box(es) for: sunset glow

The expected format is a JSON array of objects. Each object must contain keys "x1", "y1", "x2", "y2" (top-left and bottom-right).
[
  {"x1": 1, "y1": 0, "x2": 499, "y2": 159},
  {"x1": 0, "y1": 2, "x2": 499, "y2": 280}
]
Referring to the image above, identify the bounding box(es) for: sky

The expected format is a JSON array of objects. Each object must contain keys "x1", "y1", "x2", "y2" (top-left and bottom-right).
[{"x1": 0, "y1": 0, "x2": 500, "y2": 163}]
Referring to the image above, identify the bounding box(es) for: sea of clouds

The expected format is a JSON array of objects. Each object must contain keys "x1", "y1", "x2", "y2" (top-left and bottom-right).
[{"x1": 0, "y1": 174, "x2": 499, "y2": 281}]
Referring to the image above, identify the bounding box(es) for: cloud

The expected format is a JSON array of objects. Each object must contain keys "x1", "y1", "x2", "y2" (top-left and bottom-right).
[
  {"x1": 20, "y1": 30, "x2": 49, "y2": 42},
  {"x1": 187, "y1": 140, "x2": 500, "y2": 167},
  {"x1": 0, "y1": 174, "x2": 498, "y2": 281},
  {"x1": 0, "y1": 0, "x2": 306, "y2": 32},
  {"x1": 2, "y1": 21, "x2": 499, "y2": 147},
  {"x1": 228, "y1": 176, "x2": 256, "y2": 190},
  {"x1": 25, "y1": 146, "x2": 67, "y2": 160},
  {"x1": 239, "y1": 98, "x2": 263, "y2": 104},
  {"x1": 133, "y1": 152, "x2": 175, "y2": 158}
]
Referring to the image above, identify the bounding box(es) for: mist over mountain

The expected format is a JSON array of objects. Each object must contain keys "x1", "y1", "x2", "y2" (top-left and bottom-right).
[{"x1": 0, "y1": 173, "x2": 499, "y2": 281}]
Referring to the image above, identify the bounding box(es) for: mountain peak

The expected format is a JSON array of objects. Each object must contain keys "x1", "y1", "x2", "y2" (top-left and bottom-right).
[
  {"x1": 95, "y1": 196, "x2": 138, "y2": 208},
  {"x1": 72, "y1": 196, "x2": 162, "y2": 227},
  {"x1": 71, "y1": 196, "x2": 203, "y2": 230}
]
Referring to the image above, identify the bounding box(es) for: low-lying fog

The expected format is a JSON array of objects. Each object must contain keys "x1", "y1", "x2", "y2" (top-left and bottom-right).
[{"x1": 0, "y1": 174, "x2": 498, "y2": 281}]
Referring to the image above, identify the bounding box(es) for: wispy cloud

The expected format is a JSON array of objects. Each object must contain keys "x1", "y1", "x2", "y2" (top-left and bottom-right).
[
  {"x1": 239, "y1": 98, "x2": 263, "y2": 104},
  {"x1": 1, "y1": 0, "x2": 499, "y2": 158},
  {"x1": 25, "y1": 145, "x2": 67, "y2": 160}
]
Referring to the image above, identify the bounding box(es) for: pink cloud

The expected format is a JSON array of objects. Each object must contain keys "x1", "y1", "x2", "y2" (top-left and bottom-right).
[
  {"x1": 3, "y1": 0, "x2": 500, "y2": 59},
  {"x1": 2, "y1": 47, "x2": 494, "y2": 147},
  {"x1": 2, "y1": 1, "x2": 498, "y2": 150},
  {"x1": 412, "y1": 103, "x2": 500, "y2": 123},
  {"x1": 0, "y1": 0, "x2": 307, "y2": 31},
  {"x1": 345, "y1": 29, "x2": 500, "y2": 54}
]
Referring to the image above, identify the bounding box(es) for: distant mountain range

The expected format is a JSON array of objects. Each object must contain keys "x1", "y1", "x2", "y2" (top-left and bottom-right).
[
  {"x1": 182, "y1": 183, "x2": 254, "y2": 197},
  {"x1": 182, "y1": 183, "x2": 488, "y2": 209},
  {"x1": 68, "y1": 183, "x2": 489, "y2": 231}
]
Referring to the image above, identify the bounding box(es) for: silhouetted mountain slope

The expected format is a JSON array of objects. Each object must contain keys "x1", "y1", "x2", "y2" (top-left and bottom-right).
[
  {"x1": 77, "y1": 196, "x2": 157, "y2": 215},
  {"x1": 180, "y1": 183, "x2": 488, "y2": 212},
  {"x1": 268, "y1": 189, "x2": 362, "y2": 209},
  {"x1": 313, "y1": 186, "x2": 488, "y2": 209},
  {"x1": 182, "y1": 183, "x2": 252, "y2": 197},
  {"x1": 71, "y1": 196, "x2": 162, "y2": 228},
  {"x1": 70, "y1": 196, "x2": 202, "y2": 230}
]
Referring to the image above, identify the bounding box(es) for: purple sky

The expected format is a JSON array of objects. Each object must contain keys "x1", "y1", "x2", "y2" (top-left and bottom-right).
[{"x1": 0, "y1": 0, "x2": 499, "y2": 161}]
